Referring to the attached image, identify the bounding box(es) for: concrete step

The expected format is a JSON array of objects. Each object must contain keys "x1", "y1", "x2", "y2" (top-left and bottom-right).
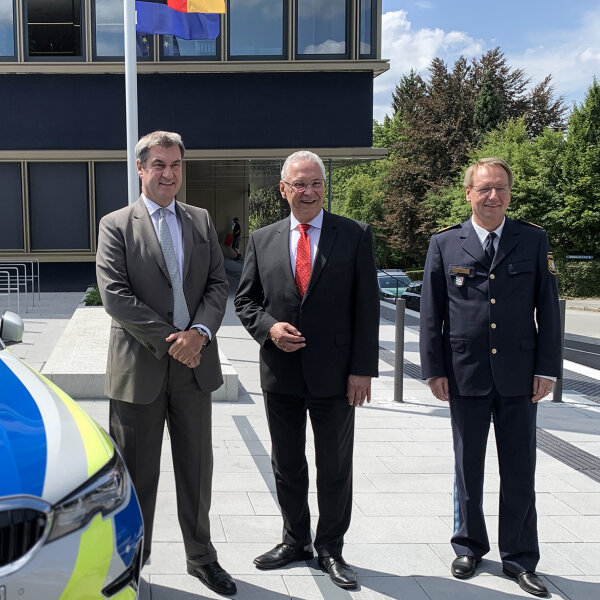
[{"x1": 41, "y1": 304, "x2": 238, "y2": 401}]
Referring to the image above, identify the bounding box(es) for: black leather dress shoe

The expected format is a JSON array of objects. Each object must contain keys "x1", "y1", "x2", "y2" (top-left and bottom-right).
[
  {"x1": 187, "y1": 561, "x2": 237, "y2": 596},
  {"x1": 318, "y1": 556, "x2": 357, "y2": 589},
  {"x1": 253, "y1": 543, "x2": 313, "y2": 570},
  {"x1": 503, "y1": 568, "x2": 548, "y2": 597},
  {"x1": 451, "y1": 555, "x2": 481, "y2": 579}
]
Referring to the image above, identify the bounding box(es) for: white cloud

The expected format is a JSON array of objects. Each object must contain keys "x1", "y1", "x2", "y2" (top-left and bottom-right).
[
  {"x1": 302, "y1": 40, "x2": 346, "y2": 55},
  {"x1": 374, "y1": 11, "x2": 483, "y2": 122},
  {"x1": 509, "y1": 9, "x2": 600, "y2": 107}
]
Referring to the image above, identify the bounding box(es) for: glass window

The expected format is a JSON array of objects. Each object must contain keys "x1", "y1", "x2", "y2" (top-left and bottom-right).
[
  {"x1": 29, "y1": 163, "x2": 90, "y2": 251},
  {"x1": 160, "y1": 35, "x2": 218, "y2": 59},
  {"x1": 0, "y1": 0, "x2": 15, "y2": 58},
  {"x1": 25, "y1": 0, "x2": 83, "y2": 59},
  {"x1": 94, "y1": 162, "x2": 128, "y2": 234},
  {"x1": 93, "y1": 0, "x2": 151, "y2": 59},
  {"x1": 359, "y1": 0, "x2": 375, "y2": 58},
  {"x1": 228, "y1": 0, "x2": 284, "y2": 59},
  {"x1": 297, "y1": 0, "x2": 348, "y2": 58},
  {"x1": 0, "y1": 163, "x2": 23, "y2": 250}
]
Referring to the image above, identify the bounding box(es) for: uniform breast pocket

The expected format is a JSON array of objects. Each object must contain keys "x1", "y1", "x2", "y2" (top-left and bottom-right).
[{"x1": 507, "y1": 260, "x2": 534, "y2": 275}]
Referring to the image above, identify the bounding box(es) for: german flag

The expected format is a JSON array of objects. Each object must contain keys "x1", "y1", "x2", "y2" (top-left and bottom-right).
[{"x1": 136, "y1": 0, "x2": 226, "y2": 40}]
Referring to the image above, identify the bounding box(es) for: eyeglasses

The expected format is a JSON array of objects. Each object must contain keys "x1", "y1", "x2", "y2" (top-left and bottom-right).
[
  {"x1": 282, "y1": 180, "x2": 324, "y2": 192},
  {"x1": 472, "y1": 185, "x2": 511, "y2": 197}
]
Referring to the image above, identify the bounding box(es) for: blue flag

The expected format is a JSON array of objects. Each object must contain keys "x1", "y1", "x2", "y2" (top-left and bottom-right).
[{"x1": 135, "y1": 1, "x2": 220, "y2": 40}]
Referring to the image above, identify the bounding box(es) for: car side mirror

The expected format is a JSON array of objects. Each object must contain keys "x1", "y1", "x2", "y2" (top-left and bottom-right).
[{"x1": 0, "y1": 310, "x2": 24, "y2": 345}]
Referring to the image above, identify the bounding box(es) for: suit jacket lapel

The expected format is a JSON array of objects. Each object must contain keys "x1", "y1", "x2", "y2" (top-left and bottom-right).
[
  {"x1": 276, "y1": 217, "x2": 300, "y2": 299},
  {"x1": 132, "y1": 197, "x2": 169, "y2": 279},
  {"x1": 305, "y1": 211, "x2": 337, "y2": 299},
  {"x1": 493, "y1": 217, "x2": 519, "y2": 268},
  {"x1": 460, "y1": 219, "x2": 490, "y2": 269},
  {"x1": 177, "y1": 202, "x2": 195, "y2": 281}
]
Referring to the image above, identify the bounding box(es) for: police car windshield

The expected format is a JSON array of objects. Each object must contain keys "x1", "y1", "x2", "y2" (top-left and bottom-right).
[{"x1": 379, "y1": 276, "x2": 410, "y2": 287}]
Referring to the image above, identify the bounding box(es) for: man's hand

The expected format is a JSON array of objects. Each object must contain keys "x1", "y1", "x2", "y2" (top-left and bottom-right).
[
  {"x1": 532, "y1": 376, "x2": 554, "y2": 403},
  {"x1": 166, "y1": 329, "x2": 206, "y2": 368},
  {"x1": 429, "y1": 376, "x2": 449, "y2": 402},
  {"x1": 347, "y1": 374, "x2": 372, "y2": 406},
  {"x1": 269, "y1": 322, "x2": 306, "y2": 352}
]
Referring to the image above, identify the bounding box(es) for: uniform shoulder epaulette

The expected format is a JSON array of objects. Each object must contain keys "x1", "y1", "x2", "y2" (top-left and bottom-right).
[
  {"x1": 435, "y1": 223, "x2": 461, "y2": 234},
  {"x1": 517, "y1": 219, "x2": 544, "y2": 229}
]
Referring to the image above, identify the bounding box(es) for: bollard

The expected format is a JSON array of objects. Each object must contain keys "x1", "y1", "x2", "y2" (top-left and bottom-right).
[
  {"x1": 552, "y1": 298, "x2": 566, "y2": 403},
  {"x1": 394, "y1": 298, "x2": 406, "y2": 403}
]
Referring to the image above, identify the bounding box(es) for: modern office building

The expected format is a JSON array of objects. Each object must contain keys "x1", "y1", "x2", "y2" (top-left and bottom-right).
[{"x1": 0, "y1": 1, "x2": 388, "y2": 289}]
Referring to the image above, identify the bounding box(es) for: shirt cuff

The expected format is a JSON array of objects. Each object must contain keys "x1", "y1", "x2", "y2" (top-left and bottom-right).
[
  {"x1": 535, "y1": 374, "x2": 557, "y2": 382},
  {"x1": 191, "y1": 324, "x2": 212, "y2": 342}
]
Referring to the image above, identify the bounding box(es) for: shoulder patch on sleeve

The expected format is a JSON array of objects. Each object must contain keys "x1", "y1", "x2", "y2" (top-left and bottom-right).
[
  {"x1": 547, "y1": 252, "x2": 556, "y2": 275},
  {"x1": 518, "y1": 219, "x2": 544, "y2": 229},
  {"x1": 435, "y1": 223, "x2": 461, "y2": 234}
]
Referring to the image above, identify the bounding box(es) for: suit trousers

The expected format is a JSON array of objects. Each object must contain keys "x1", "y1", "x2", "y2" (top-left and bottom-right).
[
  {"x1": 449, "y1": 388, "x2": 539, "y2": 573},
  {"x1": 264, "y1": 391, "x2": 355, "y2": 557},
  {"x1": 110, "y1": 356, "x2": 216, "y2": 567}
]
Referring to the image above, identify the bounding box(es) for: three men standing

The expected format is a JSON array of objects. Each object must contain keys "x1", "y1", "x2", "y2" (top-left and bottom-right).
[
  {"x1": 235, "y1": 151, "x2": 380, "y2": 589},
  {"x1": 420, "y1": 158, "x2": 561, "y2": 598},
  {"x1": 96, "y1": 131, "x2": 236, "y2": 596}
]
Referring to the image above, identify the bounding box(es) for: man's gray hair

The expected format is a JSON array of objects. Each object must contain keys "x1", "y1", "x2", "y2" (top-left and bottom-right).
[
  {"x1": 464, "y1": 157, "x2": 514, "y2": 188},
  {"x1": 136, "y1": 131, "x2": 185, "y2": 166},
  {"x1": 281, "y1": 150, "x2": 326, "y2": 181}
]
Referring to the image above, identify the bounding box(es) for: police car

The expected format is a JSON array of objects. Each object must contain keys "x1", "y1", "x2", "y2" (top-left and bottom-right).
[{"x1": 0, "y1": 311, "x2": 143, "y2": 599}]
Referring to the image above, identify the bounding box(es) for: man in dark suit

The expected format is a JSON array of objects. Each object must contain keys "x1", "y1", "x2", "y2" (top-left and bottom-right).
[
  {"x1": 234, "y1": 150, "x2": 379, "y2": 589},
  {"x1": 420, "y1": 158, "x2": 561, "y2": 598},
  {"x1": 96, "y1": 131, "x2": 236, "y2": 596}
]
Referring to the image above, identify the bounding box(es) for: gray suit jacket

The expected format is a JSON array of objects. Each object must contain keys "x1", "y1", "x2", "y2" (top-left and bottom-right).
[
  {"x1": 234, "y1": 211, "x2": 380, "y2": 398},
  {"x1": 96, "y1": 197, "x2": 228, "y2": 403}
]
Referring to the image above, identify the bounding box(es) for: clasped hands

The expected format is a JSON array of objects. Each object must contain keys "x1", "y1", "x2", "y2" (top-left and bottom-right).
[
  {"x1": 269, "y1": 321, "x2": 372, "y2": 406},
  {"x1": 166, "y1": 329, "x2": 206, "y2": 368}
]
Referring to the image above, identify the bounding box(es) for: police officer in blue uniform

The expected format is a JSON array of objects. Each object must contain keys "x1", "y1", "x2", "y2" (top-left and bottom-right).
[{"x1": 420, "y1": 158, "x2": 561, "y2": 598}]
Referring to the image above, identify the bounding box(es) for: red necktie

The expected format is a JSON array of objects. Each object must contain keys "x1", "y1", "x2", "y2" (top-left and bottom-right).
[{"x1": 295, "y1": 224, "x2": 311, "y2": 297}]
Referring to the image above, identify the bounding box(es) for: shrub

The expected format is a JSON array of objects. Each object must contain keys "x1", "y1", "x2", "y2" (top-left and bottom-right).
[
  {"x1": 556, "y1": 260, "x2": 600, "y2": 298},
  {"x1": 84, "y1": 284, "x2": 103, "y2": 306}
]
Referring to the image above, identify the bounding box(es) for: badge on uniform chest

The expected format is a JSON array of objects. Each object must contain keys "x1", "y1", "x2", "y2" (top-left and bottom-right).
[{"x1": 454, "y1": 275, "x2": 465, "y2": 287}]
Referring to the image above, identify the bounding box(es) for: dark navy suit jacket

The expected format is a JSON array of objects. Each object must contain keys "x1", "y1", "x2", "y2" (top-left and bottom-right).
[
  {"x1": 234, "y1": 211, "x2": 380, "y2": 398},
  {"x1": 419, "y1": 217, "x2": 561, "y2": 397}
]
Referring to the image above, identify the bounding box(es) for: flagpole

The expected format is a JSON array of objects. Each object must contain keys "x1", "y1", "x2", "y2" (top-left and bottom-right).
[{"x1": 124, "y1": 0, "x2": 139, "y2": 205}]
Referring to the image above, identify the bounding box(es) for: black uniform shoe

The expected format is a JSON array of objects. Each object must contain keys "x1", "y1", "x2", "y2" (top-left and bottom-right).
[
  {"x1": 451, "y1": 555, "x2": 481, "y2": 579},
  {"x1": 187, "y1": 561, "x2": 237, "y2": 596},
  {"x1": 318, "y1": 556, "x2": 357, "y2": 589},
  {"x1": 503, "y1": 568, "x2": 549, "y2": 597},
  {"x1": 253, "y1": 543, "x2": 313, "y2": 570}
]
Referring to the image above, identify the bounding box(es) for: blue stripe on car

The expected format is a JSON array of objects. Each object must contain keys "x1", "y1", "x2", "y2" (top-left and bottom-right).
[{"x1": 0, "y1": 359, "x2": 47, "y2": 497}]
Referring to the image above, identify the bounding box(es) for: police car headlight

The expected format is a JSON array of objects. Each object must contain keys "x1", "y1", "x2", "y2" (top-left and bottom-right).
[{"x1": 47, "y1": 452, "x2": 127, "y2": 542}]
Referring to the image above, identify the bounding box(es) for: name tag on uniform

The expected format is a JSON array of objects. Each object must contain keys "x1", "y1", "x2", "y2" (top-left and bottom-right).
[
  {"x1": 455, "y1": 275, "x2": 465, "y2": 287},
  {"x1": 451, "y1": 266, "x2": 471, "y2": 275}
]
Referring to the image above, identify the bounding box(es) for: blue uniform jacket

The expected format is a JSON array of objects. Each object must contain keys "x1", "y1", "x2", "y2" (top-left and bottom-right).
[{"x1": 419, "y1": 217, "x2": 561, "y2": 397}]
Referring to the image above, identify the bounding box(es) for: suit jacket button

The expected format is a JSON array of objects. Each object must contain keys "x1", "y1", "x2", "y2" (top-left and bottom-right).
[
  {"x1": 490, "y1": 298, "x2": 496, "y2": 304},
  {"x1": 492, "y1": 348, "x2": 498, "y2": 354},
  {"x1": 491, "y1": 323, "x2": 497, "y2": 329},
  {"x1": 490, "y1": 273, "x2": 496, "y2": 279}
]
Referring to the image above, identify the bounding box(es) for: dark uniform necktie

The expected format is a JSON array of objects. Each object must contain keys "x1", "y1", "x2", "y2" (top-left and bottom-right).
[
  {"x1": 295, "y1": 224, "x2": 311, "y2": 297},
  {"x1": 158, "y1": 208, "x2": 190, "y2": 330},
  {"x1": 484, "y1": 232, "x2": 497, "y2": 263}
]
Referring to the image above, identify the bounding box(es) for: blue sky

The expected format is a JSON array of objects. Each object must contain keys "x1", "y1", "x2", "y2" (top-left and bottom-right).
[{"x1": 376, "y1": 0, "x2": 600, "y2": 122}]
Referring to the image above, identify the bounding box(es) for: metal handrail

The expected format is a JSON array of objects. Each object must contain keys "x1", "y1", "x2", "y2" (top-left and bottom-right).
[{"x1": 0, "y1": 268, "x2": 21, "y2": 314}]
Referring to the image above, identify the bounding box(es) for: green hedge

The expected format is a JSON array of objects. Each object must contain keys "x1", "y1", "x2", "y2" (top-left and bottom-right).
[
  {"x1": 84, "y1": 284, "x2": 103, "y2": 306},
  {"x1": 556, "y1": 260, "x2": 600, "y2": 298},
  {"x1": 406, "y1": 270, "x2": 424, "y2": 281}
]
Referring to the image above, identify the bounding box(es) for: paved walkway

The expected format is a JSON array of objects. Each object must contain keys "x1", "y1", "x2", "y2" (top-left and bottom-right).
[{"x1": 1, "y1": 266, "x2": 599, "y2": 599}]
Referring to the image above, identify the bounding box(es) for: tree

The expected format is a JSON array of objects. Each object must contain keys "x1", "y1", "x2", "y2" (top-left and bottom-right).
[
  {"x1": 248, "y1": 184, "x2": 288, "y2": 232},
  {"x1": 473, "y1": 71, "x2": 504, "y2": 140}
]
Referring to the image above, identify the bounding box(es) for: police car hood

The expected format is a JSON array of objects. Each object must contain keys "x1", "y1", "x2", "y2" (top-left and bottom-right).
[{"x1": 0, "y1": 349, "x2": 114, "y2": 504}]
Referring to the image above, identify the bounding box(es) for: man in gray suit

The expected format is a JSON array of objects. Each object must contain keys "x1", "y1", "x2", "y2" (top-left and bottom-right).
[
  {"x1": 96, "y1": 131, "x2": 235, "y2": 595},
  {"x1": 235, "y1": 151, "x2": 380, "y2": 589}
]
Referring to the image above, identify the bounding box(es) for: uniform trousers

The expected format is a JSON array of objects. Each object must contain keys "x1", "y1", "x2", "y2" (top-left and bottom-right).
[
  {"x1": 450, "y1": 387, "x2": 539, "y2": 574},
  {"x1": 110, "y1": 356, "x2": 216, "y2": 567},
  {"x1": 264, "y1": 391, "x2": 355, "y2": 557}
]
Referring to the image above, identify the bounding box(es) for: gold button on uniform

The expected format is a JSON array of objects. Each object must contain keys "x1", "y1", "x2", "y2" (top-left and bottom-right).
[
  {"x1": 490, "y1": 298, "x2": 496, "y2": 304},
  {"x1": 490, "y1": 274, "x2": 496, "y2": 279},
  {"x1": 491, "y1": 323, "x2": 497, "y2": 329},
  {"x1": 492, "y1": 348, "x2": 497, "y2": 354}
]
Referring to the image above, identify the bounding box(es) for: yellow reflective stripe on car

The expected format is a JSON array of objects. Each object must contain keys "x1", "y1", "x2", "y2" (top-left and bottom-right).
[
  {"x1": 32, "y1": 368, "x2": 114, "y2": 478},
  {"x1": 59, "y1": 514, "x2": 113, "y2": 600}
]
